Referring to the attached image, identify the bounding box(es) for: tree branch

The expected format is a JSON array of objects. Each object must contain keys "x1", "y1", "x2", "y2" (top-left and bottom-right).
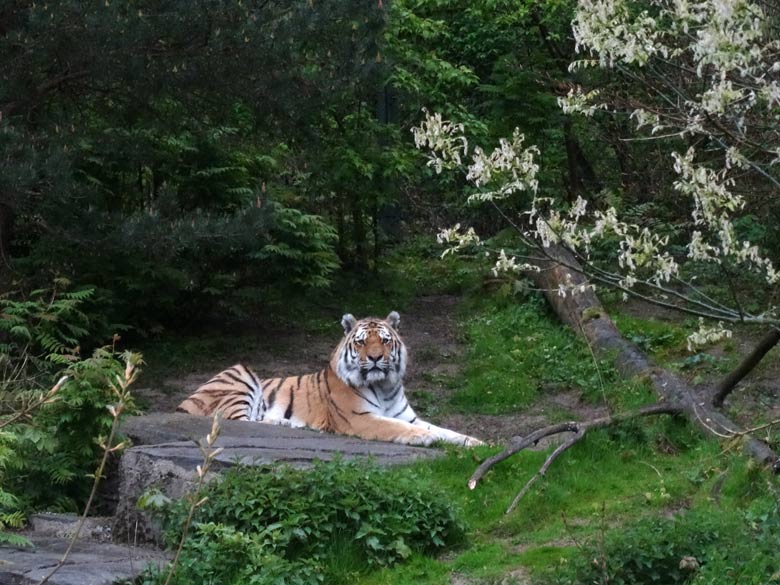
[
  {"x1": 712, "y1": 327, "x2": 780, "y2": 407},
  {"x1": 469, "y1": 403, "x2": 682, "y2": 496}
]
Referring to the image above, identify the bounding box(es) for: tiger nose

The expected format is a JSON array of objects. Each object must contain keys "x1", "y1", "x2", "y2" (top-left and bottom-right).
[{"x1": 367, "y1": 351, "x2": 383, "y2": 362}]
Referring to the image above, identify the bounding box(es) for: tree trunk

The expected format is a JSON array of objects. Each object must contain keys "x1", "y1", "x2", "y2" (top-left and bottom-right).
[
  {"x1": 527, "y1": 243, "x2": 777, "y2": 468},
  {"x1": 0, "y1": 200, "x2": 15, "y2": 267}
]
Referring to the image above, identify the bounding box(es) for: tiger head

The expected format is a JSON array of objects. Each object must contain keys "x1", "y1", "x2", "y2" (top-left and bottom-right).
[{"x1": 331, "y1": 311, "x2": 407, "y2": 391}]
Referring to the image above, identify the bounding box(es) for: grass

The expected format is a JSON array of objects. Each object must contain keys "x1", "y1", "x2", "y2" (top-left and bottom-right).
[
  {"x1": 450, "y1": 295, "x2": 666, "y2": 415},
  {"x1": 343, "y1": 420, "x2": 777, "y2": 585}
]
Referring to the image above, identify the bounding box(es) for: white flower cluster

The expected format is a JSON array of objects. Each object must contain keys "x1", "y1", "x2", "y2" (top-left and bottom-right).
[
  {"x1": 673, "y1": 148, "x2": 779, "y2": 283},
  {"x1": 557, "y1": 87, "x2": 608, "y2": 117},
  {"x1": 672, "y1": 148, "x2": 743, "y2": 227},
  {"x1": 412, "y1": 110, "x2": 540, "y2": 203},
  {"x1": 630, "y1": 108, "x2": 664, "y2": 134},
  {"x1": 491, "y1": 249, "x2": 541, "y2": 277},
  {"x1": 618, "y1": 228, "x2": 679, "y2": 285},
  {"x1": 411, "y1": 109, "x2": 468, "y2": 174},
  {"x1": 436, "y1": 224, "x2": 481, "y2": 258},
  {"x1": 553, "y1": 271, "x2": 595, "y2": 298},
  {"x1": 686, "y1": 318, "x2": 733, "y2": 352},
  {"x1": 572, "y1": 0, "x2": 665, "y2": 66},
  {"x1": 466, "y1": 130, "x2": 540, "y2": 202},
  {"x1": 684, "y1": 0, "x2": 766, "y2": 77}
]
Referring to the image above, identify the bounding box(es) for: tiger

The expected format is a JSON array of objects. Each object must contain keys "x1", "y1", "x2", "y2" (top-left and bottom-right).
[{"x1": 177, "y1": 311, "x2": 484, "y2": 447}]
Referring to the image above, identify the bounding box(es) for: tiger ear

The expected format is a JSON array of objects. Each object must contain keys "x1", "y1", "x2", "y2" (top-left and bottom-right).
[
  {"x1": 341, "y1": 313, "x2": 357, "y2": 334},
  {"x1": 386, "y1": 311, "x2": 401, "y2": 330}
]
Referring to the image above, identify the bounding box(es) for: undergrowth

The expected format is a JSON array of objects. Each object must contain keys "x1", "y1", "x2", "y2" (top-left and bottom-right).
[{"x1": 140, "y1": 459, "x2": 466, "y2": 585}]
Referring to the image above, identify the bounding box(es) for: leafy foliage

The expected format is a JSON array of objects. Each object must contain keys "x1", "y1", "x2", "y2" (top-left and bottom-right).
[
  {"x1": 0, "y1": 285, "x2": 138, "y2": 538},
  {"x1": 141, "y1": 459, "x2": 465, "y2": 585},
  {"x1": 0, "y1": 280, "x2": 94, "y2": 389},
  {"x1": 553, "y1": 495, "x2": 780, "y2": 585}
]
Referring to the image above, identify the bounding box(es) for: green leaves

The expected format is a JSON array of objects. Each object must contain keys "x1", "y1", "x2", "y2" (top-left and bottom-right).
[{"x1": 147, "y1": 460, "x2": 465, "y2": 584}]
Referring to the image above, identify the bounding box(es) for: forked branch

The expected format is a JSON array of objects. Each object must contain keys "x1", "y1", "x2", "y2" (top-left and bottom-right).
[{"x1": 469, "y1": 403, "x2": 683, "y2": 513}]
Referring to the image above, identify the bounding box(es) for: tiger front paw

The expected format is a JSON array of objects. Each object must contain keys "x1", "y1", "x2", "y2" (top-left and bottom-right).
[{"x1": 462, "y1": 435, "x2": 485, "y2": 447}]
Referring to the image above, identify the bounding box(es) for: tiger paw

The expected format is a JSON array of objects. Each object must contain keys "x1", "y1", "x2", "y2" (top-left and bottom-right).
[{"x1": 462, "y1": 435, "x2": 485, "y2": 447}]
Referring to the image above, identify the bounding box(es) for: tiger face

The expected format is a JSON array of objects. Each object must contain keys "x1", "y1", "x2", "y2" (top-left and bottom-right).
[{"x1": 332, "y1": 311, "x2": 407, "y2": 391}]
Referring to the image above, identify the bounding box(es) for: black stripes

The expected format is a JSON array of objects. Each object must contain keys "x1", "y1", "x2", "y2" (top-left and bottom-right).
[
  {"x1": 266, "y1": 379, "x2": 284, "y2": 408},
  {"x1": 391, "y1": 400, "x2": 409, "y2": 418},
  {"x1": 283, "y1": 390, "x2": 294, "y2": 419},
  {"x1": 221, "y1": 370, "x2": 256, "y2": 392},
  {"x1": 385, "y1": 385, "x2": 402, "y2": 401}
]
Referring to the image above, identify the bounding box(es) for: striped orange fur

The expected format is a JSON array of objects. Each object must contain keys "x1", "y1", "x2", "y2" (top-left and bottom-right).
[{"x1": 177, "y1": 311, "x2": 483, "y2": 447}]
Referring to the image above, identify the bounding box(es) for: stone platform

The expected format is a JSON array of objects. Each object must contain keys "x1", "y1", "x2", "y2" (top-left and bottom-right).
[
  {"x1": 0, "y1": 413, "x2": 442, "y2": 584},
  {"x1": 113, "y1": 413, "x2": 442, "y2": 543}
]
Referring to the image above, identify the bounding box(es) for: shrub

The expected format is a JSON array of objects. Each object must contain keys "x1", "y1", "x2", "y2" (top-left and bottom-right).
[
  {"x1": 143, "y1": 459, "x2": 466, "y2": 584},
  {"x1": 553, "y1": 500, "x2": 780, "y2": 585},
  {"x1": 23, "y1": 200, "x2": 339, "y2": 333},
  {"x1": 0, "y1": 284, "x2": 139, "y2": 535}
]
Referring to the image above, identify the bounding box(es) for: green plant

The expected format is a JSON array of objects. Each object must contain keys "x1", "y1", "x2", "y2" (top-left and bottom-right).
[
  {"x1": 0, "y1": 284, "x2": 140, "y2": 537},
  {"x1": 142, "y1": 459, "x2": 466, "y2": 585},
  {"x1": 0, "y1": 280, "x2": 94, "y2": 389},
  {"x1": 553, "y1": 491, "x2": 780, "y2": 585}
]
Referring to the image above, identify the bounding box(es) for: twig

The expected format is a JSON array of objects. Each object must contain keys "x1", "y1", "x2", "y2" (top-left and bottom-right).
[
  {"x1": 468, "y1": 404, "x2": 684, "y2": 512},
  {"x1": 163, "y1": 412, "x2": 223, "y2": 585},
  {"x1": 505, "y1": 428, "x2": 586, "y2": 514},
  {"x1": 0, "y1": 376, "x2": 67, "y2": 431},
  {"x1": 712, "y1": 327, "x2": 780, "y2": 407},
  {"x1": 38, "y1": 358, "x2": 139, "y2": 585}
]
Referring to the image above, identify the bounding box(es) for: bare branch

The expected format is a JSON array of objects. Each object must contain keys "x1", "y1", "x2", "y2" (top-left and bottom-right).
[{"x1": 712, "y1": 327, "x2": 780, "y2": 407}]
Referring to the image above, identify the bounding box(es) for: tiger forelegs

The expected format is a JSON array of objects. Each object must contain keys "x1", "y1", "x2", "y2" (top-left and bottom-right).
[{"x1": 347, "y1": 415, "x2": 481, "y2": 447}]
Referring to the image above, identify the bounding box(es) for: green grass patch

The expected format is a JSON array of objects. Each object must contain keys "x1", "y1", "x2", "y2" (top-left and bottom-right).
[
  {"x1": 611, "y1": 312, "x2": 689, "y2": 360},
  {"x1": 610, "y1": 310, "x2": 737, "y2": 383},
  {"x1": 452, "y1": 297, "x2": 663, "y2": 414}
]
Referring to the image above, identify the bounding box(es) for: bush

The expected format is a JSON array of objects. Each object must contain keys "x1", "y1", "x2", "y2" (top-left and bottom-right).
[
  {"x1": 143, "y1": 459, "x2": 466, "y2": 584},
  {"x1": 22, "y1": 200, "x2": 339, "y2": 333},
  {"x1": 553, "y1": 500, "x2": 780, "y2": 585},
  {"x1": 0, "y1": 285, "x2": 139, "y2": 536}
]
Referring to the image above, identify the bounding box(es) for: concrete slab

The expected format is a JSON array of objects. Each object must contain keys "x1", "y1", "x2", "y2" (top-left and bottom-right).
[
  {"x1": 112, "y1": 413, "x2": 442, "y2": 544},
  {"x1": 0, "y1": 535, "x2": 167, "y2": 585}
]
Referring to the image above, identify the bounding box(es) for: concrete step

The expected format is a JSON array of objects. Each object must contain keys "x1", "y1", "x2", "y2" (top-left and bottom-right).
[{"x1": 0, "y1": 534, "x2": 167, "y2": 585}]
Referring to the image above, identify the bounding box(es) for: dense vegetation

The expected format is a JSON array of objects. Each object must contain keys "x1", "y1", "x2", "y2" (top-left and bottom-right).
[
  {"x1": 140, "y1": 460, "x2": 465, "y2": 585},
  {"x1": 1, "y1": 0, "x2": 779, "y2": 583}
]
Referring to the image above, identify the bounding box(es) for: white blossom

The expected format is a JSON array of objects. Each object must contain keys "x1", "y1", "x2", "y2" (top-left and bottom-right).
[
  {"x1": 558, "y1": 87, "x2": 607, "y2": 117},
  {"x1": 492, "y1": 249, "x2": 541, "y2": 277},
  {"x1": 411, "y1": 109, "x2": 468, "y2": 174},
  {"x1": 437, "y1": 224, "x2": 481, "y2": 258},
  {"x1": 687, "y1": 318, "x2": 732, "y2": 351},
  {"x1": 466, "y1": 130, "x2": 540, "y2": 201}
]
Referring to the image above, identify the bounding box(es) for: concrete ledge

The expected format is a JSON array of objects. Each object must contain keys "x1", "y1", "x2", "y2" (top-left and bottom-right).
[
  {"x1": 0, "y1": 535, "x2": 167, "y2": 585},
  {"x1": 112, "y1": 413, "x2": 442, "y2": 544}
]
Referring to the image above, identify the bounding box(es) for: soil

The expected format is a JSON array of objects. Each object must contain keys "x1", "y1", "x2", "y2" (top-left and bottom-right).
[{"x1": 134, "y1": 294, "x2": 608, "y2": 446}]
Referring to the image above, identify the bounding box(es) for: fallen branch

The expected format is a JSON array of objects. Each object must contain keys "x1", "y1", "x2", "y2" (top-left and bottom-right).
[
  {"x1": 712, "y1": 327, "x2": 780, "y2": 407},
  {"x1": 468, "y1": 243, "x2": 779, "y2": 511},
  {"x1": 527, "y1": 243, "x2": 778, "y2": 467},
  {"x1": 469, "y1": 403, "x2": 683, "y2": 506}
]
